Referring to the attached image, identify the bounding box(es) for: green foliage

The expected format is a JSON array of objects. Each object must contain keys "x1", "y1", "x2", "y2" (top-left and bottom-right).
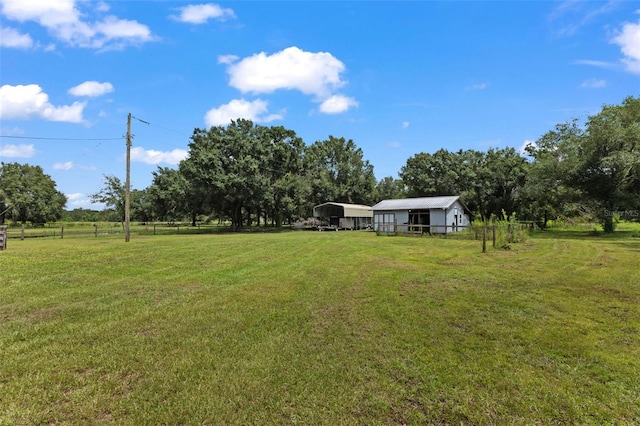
[
  {"x1": 373, "y1": 176, "x2": 406, "y2": 202},
  {"x1": 61, "y1": 208, "x2": 119, "y2": 222},
  {"x1": 146, "y1": 167, "x2": 191, "y2": 222},
  {"x1": 574, "y1": 96, "x2": 640, "y2": 232},
  {"x1": 181, "y1": 120, "x2": 309, "y2": 230},
  {"x1": 526, "y1": 96, "x2": 640, "y2": 233},
  {"x1": 90, "y1": 174, "x2": 125, "y2": 221},
  {"x1": 399, "y1": 148, "x2": 528, "y2": 221},
  {"x1": 1, "y1": 232, "x2": 639, "y2": 423},
  {"x1": 177, "y1": 124, "x2": 376, "y2": 230},
  {"x1": 0, "y1": 162, "x2": 67, "y2": 225},
  {"x1": 400, "y1": 148, "x2": 461, "y2": 197},
  {"x1": 494, "y1": 211, "x2": 528, "y2": 248},
  {"x1": 304, "y1": 135, "x2": 376, "y2": 208},
  {"x1": 90, "y1": 175, "x2": 151, "y2": 223}
]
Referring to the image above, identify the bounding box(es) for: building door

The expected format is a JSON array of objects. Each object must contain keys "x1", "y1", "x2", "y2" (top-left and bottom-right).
[{"x1": 409, "y1": 210, "x2": 430, "y2": 233}]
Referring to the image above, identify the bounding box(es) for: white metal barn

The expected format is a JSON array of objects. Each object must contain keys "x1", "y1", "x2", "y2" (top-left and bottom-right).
[
  {"x1": 313, "y1": 202, "x2": 373, "y2": 230},
  {"x1": 371, "y1": 196, "x2": 470, "y2": 234}
]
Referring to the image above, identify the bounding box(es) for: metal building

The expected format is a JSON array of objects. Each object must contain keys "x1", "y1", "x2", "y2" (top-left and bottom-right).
[
  {"x1": 313, "y1": 202, "x2": 373, "y2": 230},
  {"x1": 371, "y1": 196, "x2": 471, "y2": 234}
]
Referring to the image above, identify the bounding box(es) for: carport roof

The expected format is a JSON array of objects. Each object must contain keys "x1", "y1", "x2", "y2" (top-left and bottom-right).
[
  {"x1": 313, "y1": 202, "x2": 373, "y2": 218},
  {"x1": 371, "y1": 196, "x2": 462, "y2": 211}
]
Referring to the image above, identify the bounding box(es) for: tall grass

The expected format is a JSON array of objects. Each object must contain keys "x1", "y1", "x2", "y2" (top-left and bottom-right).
[{"x1": 1, "y1": 230, "x2": 639, "y2": 424}]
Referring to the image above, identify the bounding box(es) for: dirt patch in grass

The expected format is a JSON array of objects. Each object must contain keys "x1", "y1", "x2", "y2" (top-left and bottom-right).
[{"x1": 0, "y1": 305, "x2": 63, "y2": 324}]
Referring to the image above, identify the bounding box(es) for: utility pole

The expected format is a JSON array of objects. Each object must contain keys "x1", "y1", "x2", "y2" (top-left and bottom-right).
[{"x1": 125, "y1": 113, "x2": 131, "y2": 242}]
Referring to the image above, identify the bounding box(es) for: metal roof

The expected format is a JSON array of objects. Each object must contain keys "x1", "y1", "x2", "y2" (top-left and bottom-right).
[
  {"x1": 313, "y1": 202, "x2": 373, "y2": 218},
  {"x1": 371, "y1": 196, "x2": 461, "y2": 211}
]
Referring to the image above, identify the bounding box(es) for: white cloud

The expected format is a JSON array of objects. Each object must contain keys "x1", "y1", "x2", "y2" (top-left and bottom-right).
[
  {"x1": 387, "y1": 141, "x2": 401, "y2": 149},
  {"x1": 0, "y1": 84, "x2": 86, "y2": 123},
  {"x1": 574, "y1": 59, "x2": 617, "y2": 69},
  {"x1": 579, "y1": 78, "x2": 606, "y2": 88},
  {"x1": 68, "y1": 81, "x2": 114, "y2": 97},
  {"x1": 204, "y1": 98, "x2": 283, "y2": 127},
  {"x1": 130, "y1": 147, "x2": 188, "y2": 165},
  {"x1": 319, "y1": 95, "x2": 358, "y2": 114},
  {"x1": 547, "y1": 0, "x2": 618, "y2": 37},
  {"x1": 0, "y1": 143, "x2": 35, "y2": 158},
  {"x1": 53, "y1": 161, "x2": 73, "y2": 170},
  {"x1": 402, "y1": 121, "x2": 410, "y2": 129},
  {"x1": 612, "y1": 17, "x2": 640, "y2": 74},
  {"x1": 172, "y1": 4, "x2": 236, "y2": 24},
  {"x1": 95, "y1": 16, "x2": 152, "y2": 40},
  {"x1": 0, "y1": 26, "x2": 33, "y2": 48},
  {"x1": 95, "y1": 2, "x2": 110, "y2": 13},
  {"x1": 465, "y1": 82, "x2": 488, "y2": 91},
  {"x1": 0, "y1": 0, "x2": 78, "y2": 26},
  {"x1": 0, "y1": 0, "x2": 155, "y2": 50},
  {"x1": 66, "y1": 192, "x2": 84, "y2": 201},
  {"x1": 225, "y1": 46, "x2": 347, "y2": 99},
  {"x1": 217, "y1": 54, "x2": 238, "y2": 65},
  {"x1": 0, "y1": 126, "x2": 24, "y2": 136},
  {"x1": 66, "y1": 192, "x2": 100, "y2": 209}
]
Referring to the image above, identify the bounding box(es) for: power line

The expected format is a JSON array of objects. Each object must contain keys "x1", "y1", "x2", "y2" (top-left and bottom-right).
[
  {"x1": 0, "y1": 135, "x2": 123, "y2": 141},
  {"x1": 132, "y1": 116, "x2": 149, "y2": 125}
]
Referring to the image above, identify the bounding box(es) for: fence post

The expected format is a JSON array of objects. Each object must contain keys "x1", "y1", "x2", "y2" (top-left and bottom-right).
[
  {"x1": 61, "y1": 226, "x2": 64, "y2": 239},
  {"x1": 0, "y1": 225, "x2": 7, "y2": 250},
  {"x1": 94, "y1": 224, "x2": 98, "y2": 237},
  {"x1": 492, "y1": 226, "x2": 496, "y2": 248},
  {"x1": 21, "y1": 224, "x2": 25, "y2": 241},
  {"x1": 482, "y1": 226, "x2": 487, "y2": 253},
  {"x1": 153, "y1": 224, "x2": 156, "y2": 235}
]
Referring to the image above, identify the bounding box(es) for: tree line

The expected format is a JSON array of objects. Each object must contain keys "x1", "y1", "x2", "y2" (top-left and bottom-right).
[{"x1": 2, "y1": 96, "x2": 639, "y2": 232}]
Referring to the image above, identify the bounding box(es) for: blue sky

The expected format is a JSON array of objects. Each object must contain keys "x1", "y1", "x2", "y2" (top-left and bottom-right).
[{"x1": 1, "y1": 1, "x2": 639, "y2": 210}]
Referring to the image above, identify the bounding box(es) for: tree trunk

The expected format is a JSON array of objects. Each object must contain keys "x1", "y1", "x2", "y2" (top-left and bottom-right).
[{"x1": 232, "y1": 203, "x2": 243, "y2": 231}]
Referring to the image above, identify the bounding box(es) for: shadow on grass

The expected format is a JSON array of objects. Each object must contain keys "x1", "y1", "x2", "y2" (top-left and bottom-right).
[
  {"x1": 611, "y1": 241, "x2": 640, "y2": 252},
  {"x1": 533, "y1": 229, "x2": 640, "y2": 242}
]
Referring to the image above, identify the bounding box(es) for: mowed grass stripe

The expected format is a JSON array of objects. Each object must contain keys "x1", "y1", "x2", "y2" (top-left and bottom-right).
[{"x1": 1, "y1": 231, "x2": 639, "y2": 424}]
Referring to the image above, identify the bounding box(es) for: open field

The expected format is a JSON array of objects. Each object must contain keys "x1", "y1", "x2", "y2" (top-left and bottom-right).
[{"x1": 1, "y1": 230, "x2": 639, "y2": 424}]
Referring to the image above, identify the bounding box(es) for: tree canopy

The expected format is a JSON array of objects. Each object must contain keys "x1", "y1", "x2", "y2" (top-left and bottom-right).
[
  {"x1": 0, "y1": 162, "x2": 67, "y2": 225},
  {"x1": 525, "y1": 96, "x2": 640, "y2": 231}
]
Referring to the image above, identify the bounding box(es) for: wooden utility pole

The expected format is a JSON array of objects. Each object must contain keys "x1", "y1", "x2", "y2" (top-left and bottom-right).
[{"x1": 125, "y1": 113, "x2": 131, "y2": 242}]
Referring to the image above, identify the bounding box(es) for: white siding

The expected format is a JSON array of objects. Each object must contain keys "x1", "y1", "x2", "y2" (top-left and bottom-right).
[
  {"x1": 430, "y1": 210, "x2": 446, "y2": 233},
  {"x1": 444, "y1": 201, "x2": 469, "y2": 231}
]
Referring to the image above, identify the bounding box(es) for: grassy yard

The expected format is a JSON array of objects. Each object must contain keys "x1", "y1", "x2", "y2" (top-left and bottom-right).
[{"x1": 1, "y1": 229, "x2": 639, "y2": 424}]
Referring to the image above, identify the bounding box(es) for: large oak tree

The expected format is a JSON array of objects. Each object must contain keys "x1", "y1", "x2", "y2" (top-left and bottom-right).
[{"x1": 0, "y1": 162, "x2": 67, "y2": 225}]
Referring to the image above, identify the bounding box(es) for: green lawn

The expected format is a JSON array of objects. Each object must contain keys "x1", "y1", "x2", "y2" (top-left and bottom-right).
[{"x1": 1, "y1": 230, "x2": 639, "y2": 424}]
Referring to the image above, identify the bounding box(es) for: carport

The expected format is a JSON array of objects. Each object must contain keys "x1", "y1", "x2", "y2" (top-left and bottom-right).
[{"x1": 313, "y1": 202, "x2": 373, "y2": 230}]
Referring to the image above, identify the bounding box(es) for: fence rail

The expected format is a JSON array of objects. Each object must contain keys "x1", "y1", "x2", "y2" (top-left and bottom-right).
[
  {"x1": 1, "y1": 222, "x2": 234, "y2": 241},
  {"x1": 375, "y1": 222, "x2": 531, "y2": 252}
]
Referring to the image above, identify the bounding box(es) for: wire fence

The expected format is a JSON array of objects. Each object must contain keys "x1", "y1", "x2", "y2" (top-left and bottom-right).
[
  {"x1": 374, "y1": 222, "x2": 533, "y2": 252},
  {"x1": 1, "y1": 222, "x2": 237, "y2": 241},
  {"x1": 2, "y1": 221, "x2": 533, "y2": 253}
]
